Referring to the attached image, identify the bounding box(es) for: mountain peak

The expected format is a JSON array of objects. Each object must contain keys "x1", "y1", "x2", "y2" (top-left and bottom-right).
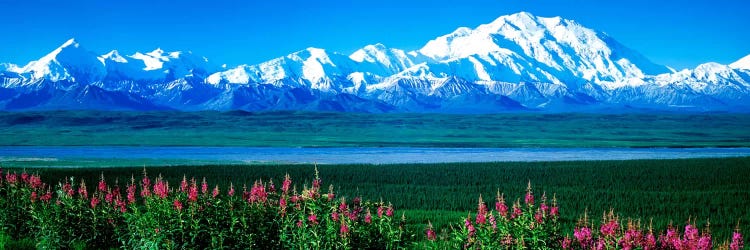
[
  {"x1": 729, "y1": 53, "x2": 750, "y2": 70},
  {"x1": 506, "y1": 11, "x2": 536, "y2": 20},
  {"x1": 60, "y1": 38, "x2": 79, "y2": 49},
  {"x1": 100, "y1": 50, "x2": 128, "y2": 63}
]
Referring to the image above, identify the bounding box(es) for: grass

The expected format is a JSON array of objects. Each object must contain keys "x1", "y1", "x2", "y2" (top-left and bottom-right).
[
  {"x1": 7, "y1": 157, "x2": 750, "y2": 241},
  {"x1": 0, "y1": 111, "x2": 749, "y2": 147}
]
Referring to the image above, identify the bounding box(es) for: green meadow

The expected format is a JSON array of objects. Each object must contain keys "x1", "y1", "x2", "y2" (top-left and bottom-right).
[{"x1": 0, "y1": 111, "x2": 749, "y2": 147}]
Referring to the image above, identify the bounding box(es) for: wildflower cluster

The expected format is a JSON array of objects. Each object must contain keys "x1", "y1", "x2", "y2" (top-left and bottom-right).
[
  {"x1": 0, "y1": 168, "x2": 409, "y2": 249},
  {"x1": 429, "y1": 182, "x2": 562, "y2": 249},
  {"x1": 563, "y1": 211, "x2": 744, "y2": 250}
]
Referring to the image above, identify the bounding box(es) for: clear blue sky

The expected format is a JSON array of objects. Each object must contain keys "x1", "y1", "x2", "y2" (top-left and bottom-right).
[{"x1": 1, "y1": 0, "x2": 748, "y2": 70}]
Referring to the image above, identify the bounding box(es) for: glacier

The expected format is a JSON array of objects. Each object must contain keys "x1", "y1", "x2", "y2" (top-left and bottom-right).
[{"x1": 1, "y1": 12, "x2": 749, "y2": 113}]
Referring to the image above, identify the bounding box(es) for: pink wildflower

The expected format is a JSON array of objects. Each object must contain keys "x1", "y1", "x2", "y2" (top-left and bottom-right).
[
  {"x1": 340, "y1": 222, "x2": 349, "y2": 237},
  {"x1": 730, "y1": 231, "x2": 744, "y2": 250},
  {"x1": 281, "y1": 174, "x2": 291, "y2": 194},
  {"x1": 525, "y1": 182, "x2": 534, "y2": 206},
  {"x1": 98, "y1": 175, "x2": 107, "y2": 193},
  {"x1": 90, "y1": 196, "x2": 100, "y2": 208},
  {"x1": 426, "y1": 222, "x2": 437, "y2": 241},
  {"x1": 212, "y1": 185, "x2": 219, "y2": 198},
  {"x1": 78, "y1": 180, "x2": 89, "y2": 200},
  {"x1": 574, "y1": 227, "x2": 592, "y2": 248},
  {"x1": 173, "y1": 199, "x2": 183, "y2": 211},
  {"x1": 364, "y1": 210, "x2": 372, "y2": 224},
  {"x1": 308, "y1": 213, "x2": 319, "y2": 225}
]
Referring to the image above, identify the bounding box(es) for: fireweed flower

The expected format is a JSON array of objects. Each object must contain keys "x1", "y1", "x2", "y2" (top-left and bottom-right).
[
  {"x1": 340, "y1": 221, "x2": 349, "y2": 238},
  {"x1": 476, "y1": 195, "x2": 487, "y2": 225},
  {"x1": 594, "y1": 238, "x2": 606, "y2": 250},
  {"x1": 561, "y1": 237, "x2": 572, "y2": 249},
  {"x1": 364, "y1": 209, "x2": 372, "y2": 224},
  {"x1": 6, "y1": 172, "x2": 17, "y2": 185},
  {"x1": 116, "y1": 199, "x2": 127, "y2": 213},
  {"x1": 426, "y1": 222, "x2": 437, "y2": 241},
  {"x1": 188, "y1": 178, "x2": 199, "y2": 202},
  {"x1": 465, "y1": 217, "x2": 476, "y2": 237},
  {"x1": 312, "y1": 178, "x2": 321, "y2": 190},
  {"x1": 643, "y1": 232, "x2": 657, "y2": 250},
  {"x1": 228, "y1": 183, "x2": 235, "y2": 197},
  {"x1": 386, "y1": 204, "x2": 394, "y2": 217},
  {"x1": 30, "y1": 191, "x2": 38, "y2": 203},
  {"x1": 697, "y1": 234, "x2": 712, "y2": 250},
  {"x1": 489, "y1": 213, "x2": 497, "y2": 230},
  {"x1": 249, "y1": 181, "x2": 268, "y2": 203},
  {"x1": 267, "y1": 179, "x2": 276, "y2": 193},
  {"x1": 600, "y1": 219, "x2": 619, "y2": 237},
  {"x1": 105, "y1": 191, "x2": 114, "y2": 203},
  {"x1": 180, "y1": 175, "x2": 188, "y2": 193},
  {"x1": 308, "y1": 213, "x2": 318, "y2": 225},
  {"x1": 41, "y1": 190, "x2": 52, "y2": 203},
  {"x1": 91, "y1": 196, "x2": 100, "y2": 208},
  {"x1": 511, "y1": 202, "x2": 522, "y2": 219},
  {"x1": 550, "y1": 206, "x2": 559, "y2": 217},
  {"x1": 730, "y1": 231, "x2": 744, "y2": 250},
  {"x1": 327, "y1": 185, "x2": 335, "y2": 201},
  {"x1": 574, "y1": 227, "x2": 593, "y2": 247},
  {"x1": 212, "y1": 185, "x2": 219, "y2": 198},
  {"x1": 201, "y1": 177, "x2": 208, "y2": 195},
  {"x1": 63, "y1": 181, "x2": 74, "y2": 197},
  {"x1": 525, "y1": 181, "x2": 534, "y2": 206},
  {"x1": 620, "y1": 227, "x2": 642, "y2": 250},
  {"x1": 496, "y1": 192, "x2": 508, "y2": 218},
  {"x1": 98, "y1": 174, "x2": 107, "y2": 193},
  {"x1": 534, "y1": 210, "x2": 544, "y2": 224},
  {"x1": 126, "y1": 183, "x2": 137, "y2": 204},
  {"x1": 153, "y1": 178, "x2": 169, "y2": 199},
  {"x1": 140, "y1": 175, "x2": 151, "y2": 198},
  {"x1": 78, "y1": 180, "x2": 89, "y2": 200},
  {"x1": 21, "y1": 172, "x2": 29, "y2": 184},
  {"x1": 29, "y1": 175, "x2": 43, "y2": 189},
  {"x1": 282, "y1": 174, "x2": 291, "y2": 194},
  {"x1": 339, "y1": 198, "x2": 348, "y2": 213},
  {"x1": 684, "y1": 224, "x2": 699, "y2": 242},
  {"x1": 173, "y1": 199, "x2": 183, "y2": 212},
  {"x1": 332, "y1": 211, "x2": 339, "y2": 222}
]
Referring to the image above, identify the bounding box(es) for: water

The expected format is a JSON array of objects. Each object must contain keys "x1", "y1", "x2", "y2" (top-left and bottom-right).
[{"x1": 1, "y1": 146, "x2": 750, "y2": 165}]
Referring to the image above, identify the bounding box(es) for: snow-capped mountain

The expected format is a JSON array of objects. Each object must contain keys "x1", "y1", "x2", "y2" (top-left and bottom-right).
[
  {"x1": 730, "y1": 54, "x2": 750, "y2": 70},
  {"x1": 1, "y1": 12, "x2": 748, "y2": 112}
]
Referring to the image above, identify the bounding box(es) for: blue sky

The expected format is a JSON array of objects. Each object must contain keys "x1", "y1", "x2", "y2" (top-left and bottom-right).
[{"x1": 1, "y1": 0, "x2": 748, "y2": 70}]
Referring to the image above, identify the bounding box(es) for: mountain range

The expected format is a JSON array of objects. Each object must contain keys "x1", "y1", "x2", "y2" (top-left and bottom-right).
[{"x1": 2, "y1": 12, "x2": 749, "y2": 113}]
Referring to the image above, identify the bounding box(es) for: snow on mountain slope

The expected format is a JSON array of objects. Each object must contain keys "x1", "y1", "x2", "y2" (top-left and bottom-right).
[
  {"x1": 0, "y1": 63, "x2": 21, "y2": 72},
  {"x1": 416, "y1": 12, "x2": 671, "y2": 89},
  {"x1": 16, "y1": 39, "x2": 106, "y2": 83},
  {"x1": 207, "y1": 47, "x2": 360, "y2": 91},
  {"x1": 125, "y1": 48, "x2": 218, "y2": 80},
  {"x1": 350, "y1": 43, "x2": 415, "y2": 76},
  {"x1": 651, "y1": 62, "x2": 750, "y2": 91},
  {"x1": 730, "y1": 54, "x2": 750, "y2": 70}
]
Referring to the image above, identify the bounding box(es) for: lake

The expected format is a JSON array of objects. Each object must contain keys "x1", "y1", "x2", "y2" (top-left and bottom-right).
[{"x1": 2, "y1": 146, "x2": 750, "y2": 165}]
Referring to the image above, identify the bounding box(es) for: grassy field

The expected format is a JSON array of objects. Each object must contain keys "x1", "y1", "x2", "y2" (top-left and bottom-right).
[
  {"x1": 1, "y1": 111, "x2": 749, "y2": 147},
  {"x1": 7, "y1": 157, "x2": 749, "y2": 240}
]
